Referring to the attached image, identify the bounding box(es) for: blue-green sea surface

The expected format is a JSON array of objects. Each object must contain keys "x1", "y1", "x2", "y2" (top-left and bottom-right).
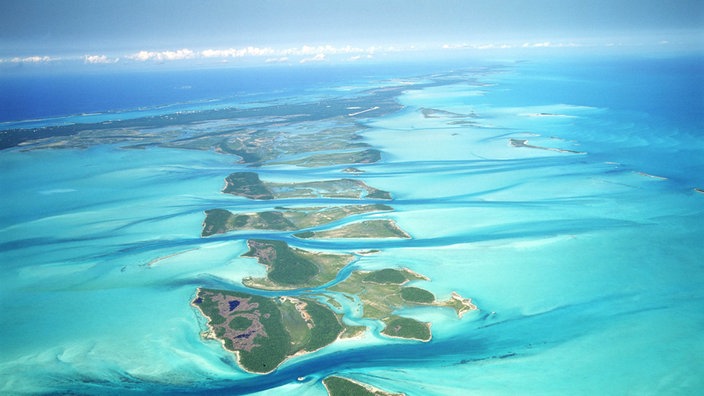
[{"x1": 0, "y1": 55, "x2": 702, "y2": 395}]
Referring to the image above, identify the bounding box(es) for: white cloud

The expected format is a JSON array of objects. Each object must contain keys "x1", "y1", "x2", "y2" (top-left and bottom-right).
[
  {"x1": 265, "y1": 56, "x2": 289, "y2": 63},
  {"x1": 201, "y1": 47, "x2": 275, "y2": 58},
  {"x1": 127, "y1": 48, "x2": 195, "y2": 62},
  {"x1": 1, "y1": 55, "x2": 58, "y2": 64},
  {"x1": 349, "y1": 54, "x2": 373, "y2": 61},
  {"x1": 282, "y1": 44, "x2": 371, "y2": 56},
  {"x1": 299, "y1": 53, "x2": 326, "y2": 64},
  {"x1": 83, "y1": 54, "x2": 119, "y2": 64},
  {"x1": 521, "y1": 41, "x2": 581, "y2": 48},
  {"x1": 522, "y1": 41, "x2": 551, "y2": 48}
]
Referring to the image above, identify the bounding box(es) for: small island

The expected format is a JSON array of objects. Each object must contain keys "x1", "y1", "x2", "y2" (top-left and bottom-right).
[
  {"x1": 509, "y1": 138, "x2": 584, "y2": 154},
  {"x1": 323, "y1": 376, "x2": 404, "y2": 396},
  {"x1": 274, "y1": 148, "x2": 382, "y2": 167},
  {"x1": 201, "y1": 204, "x2": 393, "y2": 237},
  {"x1": 330, "y1": 268, "x2": 476, "y2": 342},
  {"x1": 222, "y1": 172, "x2": 392, "y2": 200},
  {"x1": 192, "y1": 289, "x2": 348, "y2": 374},
  {"x1": 294, "y1": 219, "x2": 411, "y2": 239}
]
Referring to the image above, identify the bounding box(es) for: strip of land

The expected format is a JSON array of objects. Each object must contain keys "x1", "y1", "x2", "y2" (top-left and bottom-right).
[
  {"x1": 201, "y1": 204, "x2": 393, "y2": 237},
  {"x1": 294, "y1": 219, "x2": 411, "y2": 239},
  {"x1": 509, "y1": 138, "x2": 584, "y2": 154},
  {"x1": 222, "y1": 172, "x2": 392, "y2": 200}
]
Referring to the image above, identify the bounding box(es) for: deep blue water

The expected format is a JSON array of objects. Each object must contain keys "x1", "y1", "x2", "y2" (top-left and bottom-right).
[
  {"x1": 0, "y1": 62, "x2": 455, "y2": 124},
  {"x1": 493, "y1": 55, "x2": 704, "y2": 127}
]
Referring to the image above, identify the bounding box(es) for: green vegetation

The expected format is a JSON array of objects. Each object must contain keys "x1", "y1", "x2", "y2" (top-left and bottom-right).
[
  {"x1": 267, "y1": 178, "x2": 392, "y2": 200},
  {"x1": 222, "y1": 172, "x2": 391, "y2": 199},
  {"x1": 222, "y1": 172, "x2": 274, "y2": 200},
  {"x1": 381, "y1": 316, "x2": 431, "y2": 341},
  {"x1": 331, "y1": 268, "x2": 427, "y2": 320},
  {"x1": 194, "y1": 263, "x2": 476, "y2": 372},
  {"x1": 276, "y1": 149, "x2": 382, "y2": 167},
  {"x1": 192, "y1": 289, "x2": 290, "y2": 373},
  {"x1": 221, "y1": 173, "x2": 392, "y2": 201},
  {"x1": 229, "y1": 316, "x2": 253, "y2": 331},
  {"x1": 243, "y1": 239, "x2": 319, "y2": 285},
  {"x1": 303, "y1": 299, "x2": 344, "y2": 351},
  {"x1": 282, "y1": 204, "x2": 393, "y2": 229},
  {"x1": 322, "y1": 376, "x2": 403, "y2": 396},
  {"x1": 236, "y1": 297, "x2": 290, "y2": 373},
  {"x1": 294, "y1": 220, "x2": 410, "y2": 239},
  {"x1": 201, "y1": 204, "x2": 393, "y2": 237},
  {"x1": 363, "y1": 268, "x2": 415, "y2": 284},
  {"x1": 366, "y1": 189, "x2": 392, "y2": 200},
  {"x1": 192, "y1": 290, "x2": 344, "y2": 374},
  {"x1": 242, "y1": 239, "x2": 354, "y2": 289},
  {"x1": 400, "y1": 287, "x2": 436, "y2": 304},
  {"x1": 330, "y1": 268, "x2": 474, "y2": 341},
  {"x1": 278, "y1": 298, "x2": 312, "y2": 351}
]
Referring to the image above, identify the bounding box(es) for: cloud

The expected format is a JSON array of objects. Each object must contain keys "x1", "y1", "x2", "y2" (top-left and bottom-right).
[
  {"x1": 521, "y1": 41, "x2": 581, "y2": 48},
  {"x1": 282, "y1": 45, "x2": 372, "y2": 56},
  {"x1": 348, "y1": 54, "x2": 373, "y2": 61},
  {"x1": 126, "y1": 48, "x2": 195, "y2": 62},
  {"x1": 265, "y1": 57, "x2": 289, "y2": 63},
  {"x1": 1, "y1": 55, "x2": 58, "y2": 64},
  {"x1": 299, "y1": 53, "x2": 326, "y2": 64},
  {"x1": 522, "y1": 41, "x2": 551, "y2": 48},
  {"x1": 201, "y1": 47, "x2": 275, "y2": 58},
  {"x1": 83, "y1": 54, "x2": 119, "y2": 64},
  {"x1": 442, "y1": 43, "x2": 515, "y2": 50},
  {"x1": 442, "y1": 41, "x2": 583, "y2": 51}
]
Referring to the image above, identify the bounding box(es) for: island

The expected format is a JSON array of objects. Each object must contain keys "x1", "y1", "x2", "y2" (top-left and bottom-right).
[
  {"x1": 330, "y1": 268, "x2": 475, "y2": 342},
  {"x1": 241, "y1": 239, "x2": 354, "y2": 289},
  {"x1": 192, "y1": 289, "x2": 350, "y2": 374},
  {"x1": 222, "y1": 172, "x2": 392, "y2": 200},
  {"x1": 509, "y1": 138, "x2": 584, "y2": 154},
  {"x1": 192, "y1": 264, "x2": 476, "y2": 372},
  {"x1": 294, "y1": 219, "x2": 411, "y2": 239},
  {"x1": 322, "y1": 376, "x2": 404, "y2": 396},
  {"x1": 201, "y1": 204, "x2": 393, "y2": 237},
  {"x1": 273, "y1": 148, "x2": 382, "y2": 167}
]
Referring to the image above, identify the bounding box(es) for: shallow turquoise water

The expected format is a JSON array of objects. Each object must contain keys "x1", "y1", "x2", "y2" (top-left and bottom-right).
[{"x1": 0, "y1": 56, "x2": 702, "y2": 394}]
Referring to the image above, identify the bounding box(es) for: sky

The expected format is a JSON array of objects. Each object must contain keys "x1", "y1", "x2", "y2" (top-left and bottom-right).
[{"x1": 1, "y1": 0, "x2": 702, "y2": 68}]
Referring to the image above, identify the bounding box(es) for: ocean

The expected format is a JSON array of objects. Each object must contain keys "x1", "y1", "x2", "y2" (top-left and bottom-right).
[{"x1": 0, "y1": 54, "x2": 702, "y2": 395}]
